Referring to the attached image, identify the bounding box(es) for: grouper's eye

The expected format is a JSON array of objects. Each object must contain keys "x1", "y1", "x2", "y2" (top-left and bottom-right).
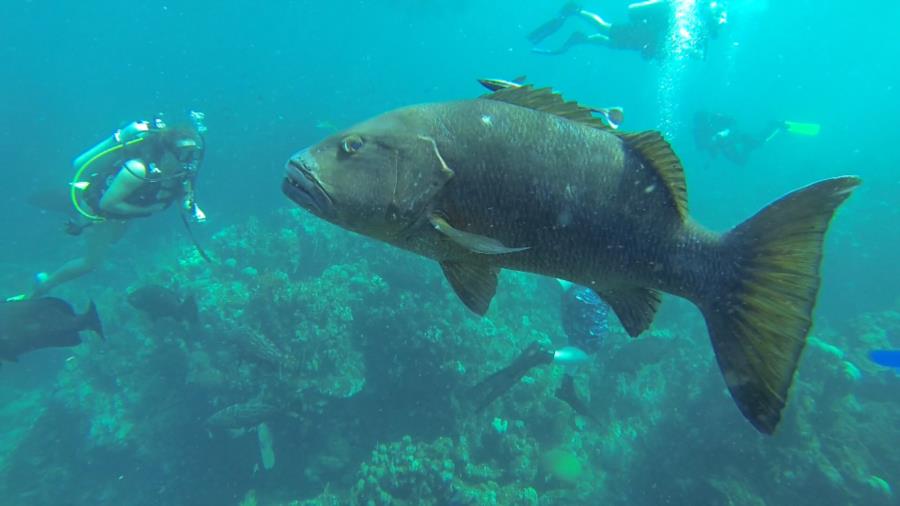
[{"x1": 341, "y1": 134, "x2": 364, "y2": 154}]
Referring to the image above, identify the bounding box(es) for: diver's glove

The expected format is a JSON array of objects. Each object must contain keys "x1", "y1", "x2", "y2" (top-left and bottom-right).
[
  {"x1": 187, "y1": 203, "x2": 207, "y2": 223},
  {"x1": 63, "y1": 219, "x2": 93, "y2": 236},
  {"x1": 182, "y1": 194, "x2": 207, "y2": 224}
]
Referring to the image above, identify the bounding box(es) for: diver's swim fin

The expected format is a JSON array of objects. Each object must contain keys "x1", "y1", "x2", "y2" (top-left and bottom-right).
[
  {"x1": 468, "y1": 342, "x2": 555, "y2": 411},
  {"x1": 783, "y1": 121, "x2": 821, "y2": 136},
  {"x1": 528, "y1": 3, "x2": 581, "y2": 44},
  {"x1": 555, "y1": 374, "x2": 599, "y2": 423}
]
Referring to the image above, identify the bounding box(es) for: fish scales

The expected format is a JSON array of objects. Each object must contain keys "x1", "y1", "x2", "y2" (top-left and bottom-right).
[{"x1": 426, "y1": 100, "x2": 693, "y2": 292}]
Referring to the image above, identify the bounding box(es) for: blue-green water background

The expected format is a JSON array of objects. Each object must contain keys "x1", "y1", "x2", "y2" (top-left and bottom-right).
[
  {"x1": 1, "y1": 1, "x2": 898, "y2": 504},
  {"x1": 3, "y1": 0, "x2": 897, "y2": 316}
]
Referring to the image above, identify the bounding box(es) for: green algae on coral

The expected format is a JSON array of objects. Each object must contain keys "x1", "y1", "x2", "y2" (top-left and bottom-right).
[{"x1": 541, "y1": 447, "x2": 584, "y2": 484}]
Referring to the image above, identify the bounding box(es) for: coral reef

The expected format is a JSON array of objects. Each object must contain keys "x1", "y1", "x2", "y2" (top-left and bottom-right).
[{"x1": 0, "y1": 206, "x2": 897, "y2": 506}]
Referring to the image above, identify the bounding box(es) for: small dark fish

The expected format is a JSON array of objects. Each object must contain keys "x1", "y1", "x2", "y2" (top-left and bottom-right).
[
  {"x1": 869, "y1": 350, "x2": 900, "y2": 369},
  {"x1": 477, "y1": 75, "x2": 528, "y2": 92},
  {"x1": 207, "y1": 401, "x2": 277, "y2": 429},
  {"x1": 0, "y1": 298, "x2": 103, "y2": 362},
  {"x1": 127, "y1": 285, "x2": 198, "y2": 324}
]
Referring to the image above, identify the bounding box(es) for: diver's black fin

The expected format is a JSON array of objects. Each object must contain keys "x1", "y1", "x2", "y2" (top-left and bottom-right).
[
  {"x1": 468, "y1": 342, "x2": 555, "y2": 411},
  {"x1": 700, "y1": 176, "x2": 861, "y2": 434},
  {"x1": 555, "y1": 375, "x2": 599, "y2": 423},
  {"x1": 618, "y1": 131, "x2": 689, "y2": 219},
  {"x1": 483, "y1": 85, "x2": 610, "y2": 130},
  {"x1": 439, "y1": 261, "x2": 500, "y2": 316},
  {"x1": 80, "y1": 300, "x2": 105, "y2": 341},
  {"x1": 595, "y1": 286, "x2": 661, "y2": 337}
]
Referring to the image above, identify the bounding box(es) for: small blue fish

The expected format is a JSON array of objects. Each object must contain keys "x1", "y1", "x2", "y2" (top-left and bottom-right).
[{"x1": 868, "y1": 350, "x2": 900, "y2": 369}]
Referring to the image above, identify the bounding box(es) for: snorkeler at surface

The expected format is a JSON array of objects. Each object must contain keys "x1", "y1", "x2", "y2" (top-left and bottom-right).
[
  {"x1": 528, "y1": 0, "x2": 728, "y2": 60},
  {"x1": 469, "y1": 280, "x2": 610, "y2": 422},
  {"x1": 9, "y1": 113, "x2": 208, "y2": 301}
]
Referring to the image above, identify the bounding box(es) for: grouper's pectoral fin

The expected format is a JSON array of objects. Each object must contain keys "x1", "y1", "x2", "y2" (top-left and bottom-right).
[
  {"x1": 595, "y1": 286, "x2": 661, "y2": 337},
  {"x1": 429, "y1": 214, "x2": 529, "y2": 255},
  {"x1": 440, "y1": 261, "x2": 500, "y2": 316}
]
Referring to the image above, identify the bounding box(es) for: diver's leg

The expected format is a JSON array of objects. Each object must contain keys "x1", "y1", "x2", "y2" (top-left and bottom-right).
[
  {"x1": 527, "y1": 1, "x2": 583, "y2": 44},
  {"x1": 577, "y1": 9, "x2": 612, "y2": 31},
  {"x1": 532, "y1": 31, "x2": 610, "y2": 55},
  {"x1": 30, "y1": 220, "x2": 128, "y2": 297}
]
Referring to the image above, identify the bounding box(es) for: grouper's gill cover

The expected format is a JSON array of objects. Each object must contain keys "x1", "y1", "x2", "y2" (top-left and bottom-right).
[{"x1": 282, "y1": 82, "x2": 861, "y2": 435}]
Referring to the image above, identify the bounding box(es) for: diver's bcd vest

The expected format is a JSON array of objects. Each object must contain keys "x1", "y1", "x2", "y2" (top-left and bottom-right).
[{"x1": 71, "y1": 120, "x2": 200, "y2": 221}]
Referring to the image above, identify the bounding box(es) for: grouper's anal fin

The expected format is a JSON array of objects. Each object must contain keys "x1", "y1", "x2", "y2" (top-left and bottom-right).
[
  {"x1": 440, "y1": 261, "x2": 500, "y2": 316},
  {"x1": 595, "y1": 286, "x2": 661, "y2": 337},
  {"x1": 618, "y1": 131, "x2": 689, "y2": 220}
]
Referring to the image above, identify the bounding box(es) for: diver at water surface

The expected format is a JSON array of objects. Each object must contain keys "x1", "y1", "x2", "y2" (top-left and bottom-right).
[
  {"x1": 529, "y1": 0, "x2": 727, "y2": 60},
  {"x1": 11, "y1": 113, "x2": 208, "y2": 300}
]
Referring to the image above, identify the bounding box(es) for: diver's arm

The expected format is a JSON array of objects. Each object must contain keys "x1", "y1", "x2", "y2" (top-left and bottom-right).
[{"x1": 99, "y1": 160, "x2": 166, "y2": 216}]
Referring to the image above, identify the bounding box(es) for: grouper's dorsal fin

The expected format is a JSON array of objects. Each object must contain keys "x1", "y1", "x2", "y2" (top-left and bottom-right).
[
  {"x1": 482, "y1": 85, "x2": 609, "y2": 130},
  {"x1": 618, "y1": 131, "x2": 689, "y2": 219}
]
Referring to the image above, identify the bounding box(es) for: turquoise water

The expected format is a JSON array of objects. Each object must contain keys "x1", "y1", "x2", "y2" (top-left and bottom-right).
[{"x1": 1, "y1": 1, "x2": 898, "y2": 504}]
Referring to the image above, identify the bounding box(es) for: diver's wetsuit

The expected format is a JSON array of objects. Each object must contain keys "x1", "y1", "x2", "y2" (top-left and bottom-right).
[
  {"x1": 608, "y1": 0, "x2": 671, "y2": 59},
  {"x1": 561, "y1": 285, "x2": 609, "y2": 355}
]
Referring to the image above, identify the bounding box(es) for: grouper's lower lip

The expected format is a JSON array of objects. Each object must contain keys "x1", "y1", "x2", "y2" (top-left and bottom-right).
[{"x1": 282, "y1": 160, "x2": 334, "y2": 217}]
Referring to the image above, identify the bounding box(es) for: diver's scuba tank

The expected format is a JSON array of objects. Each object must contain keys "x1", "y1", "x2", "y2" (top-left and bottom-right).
[
  {"x1": 70, "y1": 117, "x2": 167, "y2": 221},
  {"x1": 72, "y1": 118, "x2": 162, "y2": 170}
]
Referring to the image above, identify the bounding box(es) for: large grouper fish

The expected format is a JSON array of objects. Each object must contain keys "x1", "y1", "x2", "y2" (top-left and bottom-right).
[{"x1": 282, "y1": 84, "x2": 860, "y2": 434}]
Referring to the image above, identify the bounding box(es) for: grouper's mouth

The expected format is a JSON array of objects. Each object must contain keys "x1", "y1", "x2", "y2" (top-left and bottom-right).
[{"x1": 282, "y1": 154, "x2": 334, "y2": 217}]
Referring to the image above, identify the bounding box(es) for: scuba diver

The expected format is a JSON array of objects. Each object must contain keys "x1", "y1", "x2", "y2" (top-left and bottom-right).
[
  {"x1": 10, "y1": 113, "x2": 208, "y2": 300},
  {"x1": 693, "y1": 111, "x2": 820, "y2": 166},
  {"x1": 528, "y1": 0, "x2": 728, "y2": 60},
  {"x1": 469, "y1": 280, "x2": 610, "y2": 422}
]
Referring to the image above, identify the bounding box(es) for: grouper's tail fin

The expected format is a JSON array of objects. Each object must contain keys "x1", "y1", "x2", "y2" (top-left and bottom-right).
[
  {"x1": 701, "y1": 176, "x2": 860, "y2": 434},
  {"x1": 80, "y1": 300, "x2": 105, "y2": 341}
]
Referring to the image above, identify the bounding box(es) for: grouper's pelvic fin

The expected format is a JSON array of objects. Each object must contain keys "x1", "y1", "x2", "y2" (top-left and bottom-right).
[
  {"x1": 429, "y1": 214, "x2": 530, "y2": 255},
  {"x1": 440, "y1": 261, "x2": 500, "y2": 316},
  {"x1": 701, "y1": 176, "x2": 861, "y2": 434}
]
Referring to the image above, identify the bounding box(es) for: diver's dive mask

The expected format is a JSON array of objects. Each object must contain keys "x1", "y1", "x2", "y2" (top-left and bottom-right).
[{"x1": 172, "y1": 138, "x2": 204, "y2": 173}]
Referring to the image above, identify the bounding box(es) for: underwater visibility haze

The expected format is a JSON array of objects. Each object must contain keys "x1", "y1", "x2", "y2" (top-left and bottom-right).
[{"x1": 1, "y1": 1, "x2": 898, "y2": 505}]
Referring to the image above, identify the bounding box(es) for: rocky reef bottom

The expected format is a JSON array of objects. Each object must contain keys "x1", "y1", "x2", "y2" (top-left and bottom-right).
[{"x1": 0, "y1": 208, "x2": 897, "y2": 505}]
